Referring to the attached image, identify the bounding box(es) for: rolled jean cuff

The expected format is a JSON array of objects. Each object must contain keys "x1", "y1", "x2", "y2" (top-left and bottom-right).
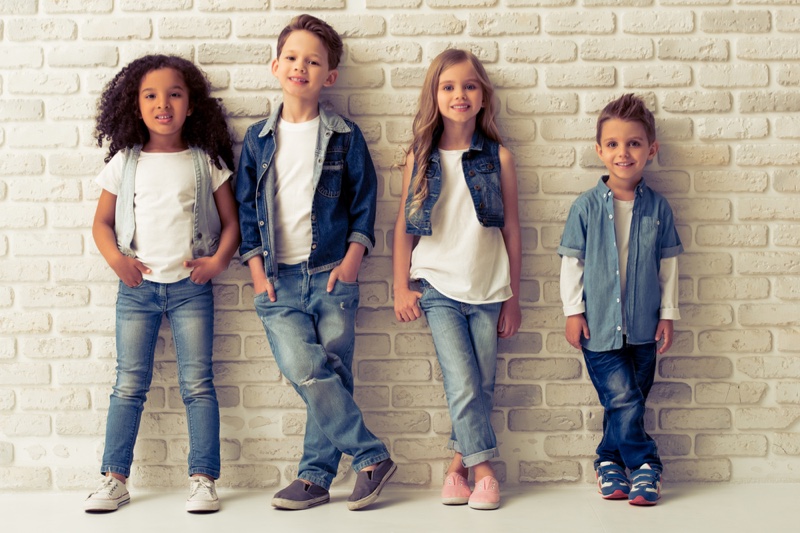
[
  {"x1": 298, "y1": 472, "x2": 332, "y2": 491},
  {"x1": 189, "y1": 466, "x2": 220, "y2": 480},
  {"x1": 449, "y1": 440, "x2": 499, "y2": 468},
  {"x1": 352, "y1": 451, "x2": 391, "y2": 473},
  {"x1": 101, "y1": 465, "x2": 131, "y2": 478}
]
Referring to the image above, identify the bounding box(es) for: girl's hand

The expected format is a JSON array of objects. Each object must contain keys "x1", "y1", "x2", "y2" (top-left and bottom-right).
[
  {"x1": 655, "y1": 319, "x2": 674, "y2": 354},
  {"x1": 111, "y1": 255, "x2": 151, "y2": 287},
  {"x1": 394, "y1": 286, "x2": 423, "y2": 322},
  {"x1": 565, "y1": 314, "x2": 589, "y2": 350},
  {"x1": 184, "y1": 256, "x2": 226, "y2": 285},
  {"x1": 497, "y1": 298, "x2": 521, "y2": 338}
]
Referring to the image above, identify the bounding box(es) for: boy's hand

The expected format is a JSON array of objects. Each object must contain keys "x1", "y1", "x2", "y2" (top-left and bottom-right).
[
  {"x1": 394, "y1": 286, "x2": 423, "y2": 322},
  {"x1": 655, "y1": 319, "x2": 674, "y2": 354},
  {"x1": 253, "y1": 277, "x2": 276, "y2": 302},
  {"x1": 498, "y1": 298, "x2": 521, "y2": 338},
  {"x1": 111, "y1": 255, "x2": 151, "y2": 287},
  {"x1": 565, "y1": 314, "x2": 589, "y2": 350},
  {"x1": 184, "y1": 256, "x2": 226, "y2": 285},
  {"x1": 327, "y1": 260, "x2": 359, "y2": 292}
]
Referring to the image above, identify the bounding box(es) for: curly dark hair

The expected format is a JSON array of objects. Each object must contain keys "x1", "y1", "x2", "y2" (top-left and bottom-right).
[{"x1": 95, "y1": 54, "x2": 234, "y2": 171}]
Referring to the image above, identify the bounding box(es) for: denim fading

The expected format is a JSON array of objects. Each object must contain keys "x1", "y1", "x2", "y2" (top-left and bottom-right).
[
  {"x1": 102, "y1": 277, "x2": 220, "y2": 479},
  {"x1": 253, "y1": 263, "x2": 389, "y2": 490},
  {"x1": 582, "y1": 340, "x2": 661, "y2": 472},
  {"x1": 418, "y1": 280, "x2": 501, "y2": 468}
]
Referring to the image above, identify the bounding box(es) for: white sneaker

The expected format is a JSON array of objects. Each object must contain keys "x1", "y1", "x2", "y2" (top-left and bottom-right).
[
  {"x1": 84, "y1": 476, "x2": 130, "y2": 512},
  {"x1": 186, "y1": 476, "x2": 220, "y2": 513}
]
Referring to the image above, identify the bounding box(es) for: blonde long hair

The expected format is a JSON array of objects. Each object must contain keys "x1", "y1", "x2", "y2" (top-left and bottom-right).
[{"x1": 407, "y1": 49, "x2": 502, "y2": 217}]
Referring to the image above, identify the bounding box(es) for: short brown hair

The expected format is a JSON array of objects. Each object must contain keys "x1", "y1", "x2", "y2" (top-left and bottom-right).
[
  {"x1": 596, "y1": 93, "x2": 656, "y2": 145},
  {"x1": 276, "y1": 14, "x2": 343, "y2": 70}
]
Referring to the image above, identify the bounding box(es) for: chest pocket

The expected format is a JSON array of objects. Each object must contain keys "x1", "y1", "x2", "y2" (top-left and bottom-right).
[
  {"x1": 317, "y1": 159, "x2": 343, "y2": 198},
  {"x1": 469, "y1": 162, "x2": 504, "y2": 221},
  {"x1": 639, "y1": 216, "x2": 660, "y2": 250}
]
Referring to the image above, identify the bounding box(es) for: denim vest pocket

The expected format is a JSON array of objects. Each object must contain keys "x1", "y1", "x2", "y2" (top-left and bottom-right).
[{"x1": 470, "y1": 162, "x2": 504, "y2": 227}]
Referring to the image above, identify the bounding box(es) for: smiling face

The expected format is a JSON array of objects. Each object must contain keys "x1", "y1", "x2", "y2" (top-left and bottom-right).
[
  {"x1": 595, "y1": 118, "x2": 659, "y2": 195},
  {"x1": 272, "y1": 30, "x2": 338, "y2": 103},
  {"x1": 137, "y1": 67, "x2": 191, "y2": 151},
  {"x1": 436, "y1": 60, "x2": 484, "y2": 128}
]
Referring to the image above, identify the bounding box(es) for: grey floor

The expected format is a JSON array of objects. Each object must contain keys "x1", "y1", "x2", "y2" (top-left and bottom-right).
[{"x1": 5, "y1": 484, "x2": 797, "y2": 533}]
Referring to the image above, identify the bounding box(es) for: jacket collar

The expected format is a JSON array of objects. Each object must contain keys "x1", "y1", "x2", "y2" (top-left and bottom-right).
[
  {"x1": 597, "y1": 176, "x2": 647, "y2": 200},
  {"x1": 258, "y1": 103, "x2": 350, "y2": 137}
]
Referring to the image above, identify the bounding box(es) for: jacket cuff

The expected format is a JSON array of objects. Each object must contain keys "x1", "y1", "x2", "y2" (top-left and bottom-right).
[
  {"x1": 348, "y1": 232, "x2": 374, "y2": 256},
  {"x1": 240, "y1": 247, "x2": 263, "y2": 265}
]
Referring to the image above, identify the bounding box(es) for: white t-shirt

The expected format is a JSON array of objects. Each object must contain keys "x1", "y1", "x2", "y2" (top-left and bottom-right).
[
  {"x1": 96, "y1": 149, "x2": 231, "y2": 283},
  {"x1": 273, "y1": 116, "x2": 318, "y2": 264},
  {"x1": 410, "y1": 148, "x2": 512, "y2": 304}
]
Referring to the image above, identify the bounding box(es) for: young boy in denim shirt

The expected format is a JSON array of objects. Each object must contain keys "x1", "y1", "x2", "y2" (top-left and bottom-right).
[
  {"x1": 235, "y1": 14, "x2": 395, "y2": 511},
  {"x1": 558, "y1": 94, "x2": 683, "y2": 506}
]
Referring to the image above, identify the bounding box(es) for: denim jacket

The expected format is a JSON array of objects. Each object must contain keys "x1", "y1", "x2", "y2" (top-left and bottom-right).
[
  {"x1": 405, "y1": 129, "x2": 504, "y2": 236},
  {"x1": 557, "y1": 177, "x2": 683, "y2": 351},
  {"x1": 115, "y1": 144, "x2": 221, "y2": 259},
  {"x1": 235, "y1": 104, "x2": 378, "y2": 282}
]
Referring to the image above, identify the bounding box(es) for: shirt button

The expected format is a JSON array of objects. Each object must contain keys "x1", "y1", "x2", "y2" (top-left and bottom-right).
[
  {"x1": 259, "y1": 221, "x2": 264, "y2": 226},
  {"x1": 263, "y1": 250, "x2": 268, "y2": 256},
  {"x1": 469, "y1": 170, "x2": 476, "y2": 177},
  {"x1": 262, "y1": 163, "x2": 267, "y2": 169},
  {"x1": 616, "y1": 298, "x2": 620, "y2": 303},
  {"x1": 474, "y1": 184, "x2": 481, "y2": 190},
  {"x1": 609, "y1": 214, "x2": 613, "y2": 219},
  {"x1": 617, "y1": 326, "x2": 622, "y2": 331},
  {"x1": 311, "y1": 243, "x2": 317, "y2": 250}
]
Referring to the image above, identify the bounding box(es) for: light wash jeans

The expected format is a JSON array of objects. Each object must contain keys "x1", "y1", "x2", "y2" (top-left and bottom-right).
[
  {"x1": 418, "y1": 280, "x2": 502, "y2": 468},
  {"x1": 101, "y1": 277, "x2": 220, "y2": 479},
  {"x1": 582, "y1": 339, "x2": 662, "y2": 472},
  {"x1": 253, "y1": 263, "x2": 389, "y2": 490}
]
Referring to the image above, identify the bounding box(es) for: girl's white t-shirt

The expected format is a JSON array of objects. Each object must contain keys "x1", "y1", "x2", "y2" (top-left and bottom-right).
[
  {"x1": 96, "y1": 149, "x2": 231, "y2": 283},
  {"x1": 410, "y1": 148, "x2": 512, "y2": 305},
  {"x1": 273, "y1": 116, "x2": 318, "y2": 264}
]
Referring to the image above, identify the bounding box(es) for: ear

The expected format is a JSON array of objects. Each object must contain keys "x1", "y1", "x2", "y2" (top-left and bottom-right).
[
  {"x1": 595, "y1": 143, "x2": 603, "y2": 158},
  {"x1": 271, "y1": 58, "x2": 280, "y2": 77},
  {"x1": 648, "y1": 140, "x2": 659, "y2": 161},
  {"x1": 323, "y1": 69, "x2": 338, "y2": 88}
]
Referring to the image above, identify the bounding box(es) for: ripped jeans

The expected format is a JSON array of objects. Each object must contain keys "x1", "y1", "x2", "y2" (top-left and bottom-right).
[{"x1": 253, "y1": 262, "x2": 389, "y2": 490}]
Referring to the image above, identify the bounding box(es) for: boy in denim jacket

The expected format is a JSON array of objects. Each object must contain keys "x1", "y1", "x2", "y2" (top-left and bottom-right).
[
  {"x1": 558, "y1": 94, "x2": 683, "y2": 506},
  {"x1": 235, "y1": 14, "x2": 395, "y2": 511}
]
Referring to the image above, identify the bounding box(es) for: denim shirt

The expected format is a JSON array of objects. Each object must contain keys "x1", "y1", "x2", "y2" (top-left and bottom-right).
[
  {"x1": 557, "y1": 177, "x2": 683, "y2": 351},
  {"x1": 235, "y1": 104, "x2": 378, "y2": 282},
  {"x1": 115, "y1": 144, "x2": 221, "y2": 259},
  {"x1": 405, "y1": 129, "x2": 504, "y2": 236}
]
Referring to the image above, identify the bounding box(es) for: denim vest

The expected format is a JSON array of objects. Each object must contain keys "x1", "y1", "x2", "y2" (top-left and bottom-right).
[
  {"x1": 235, "y1": 104, "x2": 378, "y2": 282},
  {"x1": 405, "y1": 130, "x2": 504, "y2": 236},
  {"x1": 114, "y1": 144, "x2": 221, "y2": 259},
  {"x1": 557, "y1": 177, "x2": 684, "y2": 351}
]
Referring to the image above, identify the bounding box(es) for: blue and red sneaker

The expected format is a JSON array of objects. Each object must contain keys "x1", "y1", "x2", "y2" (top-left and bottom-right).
[
  {"x1": 628, "y1": 464, "x2": 661, "y2": 506},
  {"x1": 596, "y1": 462, "x2": 630, "y2": 500}
]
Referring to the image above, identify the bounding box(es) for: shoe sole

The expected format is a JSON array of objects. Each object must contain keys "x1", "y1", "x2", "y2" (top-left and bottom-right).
[
  {"x1": 629, "y1": 495, "x2": 659, "y2": 506},
  {"x1": 272, "y1": 495, "x2": 330, "y2": 510},
  {"x1": 346, "y1": 462, "x2": 397, "y2": 511},
  {"x1": 84, "y1": 494, "x2": 131, "y2": 513},
  {"x1": 468, "y1": 500, "x2": 500, "y2": 510},
  {"x1": 600, "y1": 489, "x2": 629, "y2": 500},
  {"x1": 186, "y1": 501, "x2": 221, "y2": 513},
  {"x1": 441, "y1": 496, "x2": 470, "y2": 505}
]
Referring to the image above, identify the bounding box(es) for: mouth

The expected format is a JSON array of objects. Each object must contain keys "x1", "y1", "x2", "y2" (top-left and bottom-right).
[
  {"x1": 615, "y1": 162, "x2": 635, "y2": 167},
  {"x1": 155, "y1": 114, "x2": 173, "y2": 122},
  {"x1": 289, "y1": 76, "x2": 308, "y2": 84},
  {"x1": 451, "y1": 104, "x2": 471, "y2": 111}
]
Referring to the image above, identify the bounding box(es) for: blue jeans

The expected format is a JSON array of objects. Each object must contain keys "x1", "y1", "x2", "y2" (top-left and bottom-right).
[
  {"x1": 582, "y1": 339, "x2": 661, "y2": 472},
  {"x1": 253, "y1": 263, "x2": 389, "y2": 490},
  {"x1": 418, "y1": 280, "x2": 502, "y2": 468},
  {"x1": 102, "y1": 277, "x2": 220, "y2": 479}
]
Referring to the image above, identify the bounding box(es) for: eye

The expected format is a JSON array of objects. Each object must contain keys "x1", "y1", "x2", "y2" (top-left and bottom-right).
[
  {"x1": 170, "y1": 92, "x2": 183, "y2": 98},
  {"x1": 285, "y1": 55, "x2": 295, "y2": 61},
  {"x1": 629, "y1": 141, "x2": 641, "y2": 147},
  {"x1": 441, "y1": 84, "x2": 453, "y2": 91},
  {"x1": 465, "y1": 83, "x2": 477, "y2": 90},
  {"x1": 308, "y1": 59, "x2": 320, "y2": 66},
  {"x1": 143, "y1": 94, "x2": 155, "y2": 100},
  {"x1": 606, "y1": 141, "x2": 617, "y2": 148}
]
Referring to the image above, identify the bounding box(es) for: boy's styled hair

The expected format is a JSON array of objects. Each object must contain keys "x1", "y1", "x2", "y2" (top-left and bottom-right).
[
  {"x1": 95, "y1": 54, "x2": 235, "y2": 171},
  {"x1": 596, "y1": 93, "x2": 657, "y2": 145},
  {"x1": 407, "y1": 48, "x2": 501, "y2": 217},
  {"x1": 276, "y1": 14, "x2": 343, "y2": 70}
]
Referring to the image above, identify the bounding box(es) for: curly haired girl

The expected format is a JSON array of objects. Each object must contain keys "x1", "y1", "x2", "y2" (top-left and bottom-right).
[{"x1": 85, "y1": 55, "x2": 238, "y2": 514}]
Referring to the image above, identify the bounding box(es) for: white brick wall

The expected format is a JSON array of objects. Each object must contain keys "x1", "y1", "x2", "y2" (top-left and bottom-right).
[{"x1": 0, "y1": 2, "x2": 798, "y2": 490}]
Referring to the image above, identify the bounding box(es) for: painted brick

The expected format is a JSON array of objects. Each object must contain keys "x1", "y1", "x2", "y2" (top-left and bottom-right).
[
  {"x1": 662, "y1": 459, "x2": 731, "y2": 482},
  {"x1": 519, "y1": 460, "x2": 581, "y2": 483},
  {"x1": 696, "y1": 382, "x2": 768, "y2": 405},
  {"x1": 736, "y1": 408, "x2": 800, "y2": 429},
  {"x1": 700, "y1": 10, "x2": 772, "y2": 33},
  {"x1": 658, "y1": 37, "x2": 728, "y2": 61},
  {"x1": 508, "y1": 409, "x2": 582, "y2": 432},
  {"x1": 623, "y1": 64, "x2": 692, "y2": 88},
  {"x1": 660, "y1": 408, "x2": 731, "y2": 430},
  {"x1": 545, "y1": 11, "x2": 614, "y2": 34},
  {"x1": 505, "y1": 39, "x2": 576, "y2": 63},
  {"x1": 469, "y1": 13, "x2": 539, "y2": 36},
  {"x1": 622, "y1": 11, "x2": 694, "y2": 34}
]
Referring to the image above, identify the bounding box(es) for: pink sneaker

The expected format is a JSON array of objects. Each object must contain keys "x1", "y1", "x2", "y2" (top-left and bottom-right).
[
  {"x1": 441, "y1": 472, "x2": 471, "y2": 505},
  {"x1": 468, "y1": 476, "x2": 500, "y2": 510}
]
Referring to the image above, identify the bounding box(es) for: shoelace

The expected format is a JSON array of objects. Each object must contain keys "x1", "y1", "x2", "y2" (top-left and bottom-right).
[
  {"x1": 89, "y1": 477, "x2": 117, "y2": 498},
  {"x1": 189, "y1": 478, "x2": 215, "y2": 498}
]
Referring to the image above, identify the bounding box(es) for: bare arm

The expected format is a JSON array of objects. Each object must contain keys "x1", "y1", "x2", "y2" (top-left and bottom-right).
[
  {"x1": 92, "y1": 189, "x2": 151, "y2": 287},
  {"x1": 392, "y1": 151, "x2": 423, "y2": 322},
  {"x1": 497, "y1": 146, "x2": 522, "y2": 338}
]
